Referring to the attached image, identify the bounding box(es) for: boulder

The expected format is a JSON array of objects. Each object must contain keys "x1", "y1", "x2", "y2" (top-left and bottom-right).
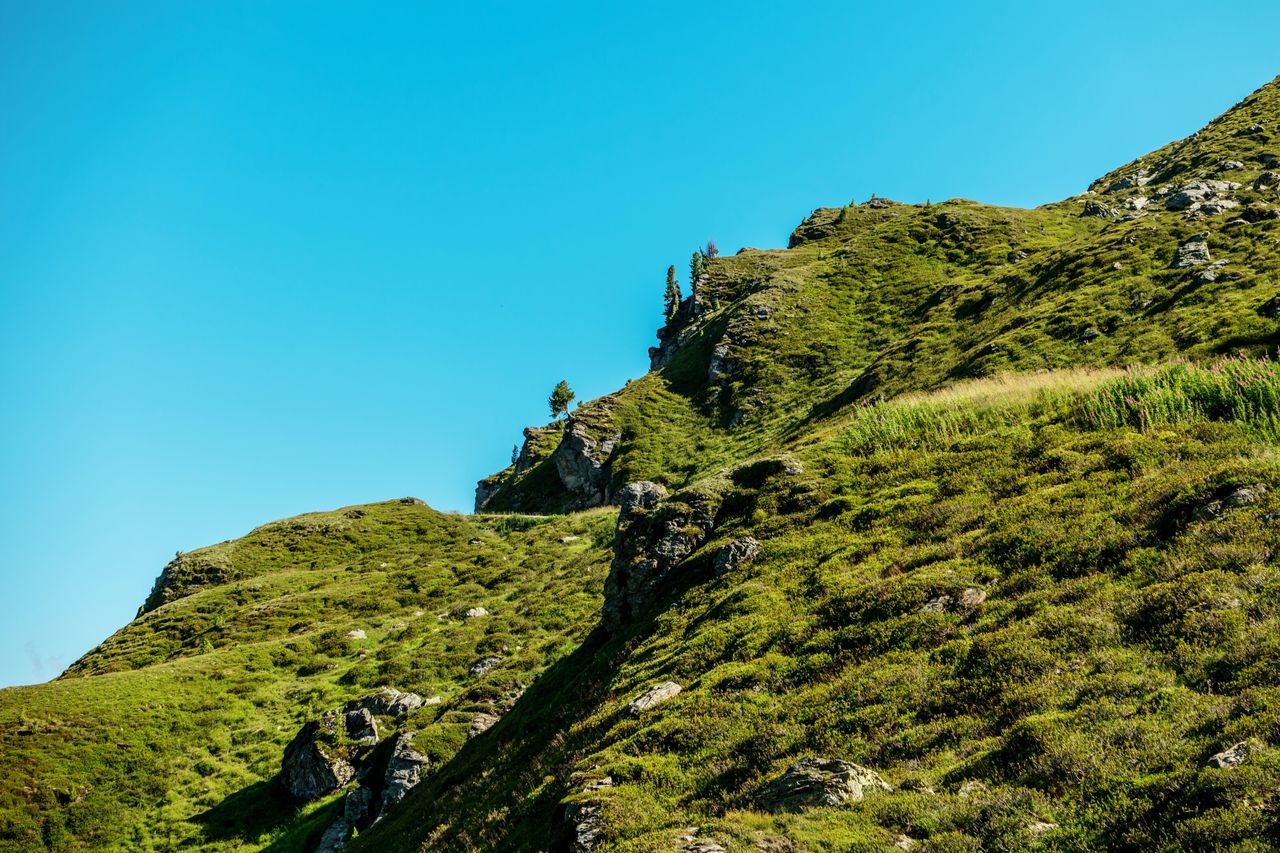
[
  {"x1": 280, "y1": 712, "x2": 356, "y2": 801},
  {"x1": 379, "y1": 732, "x2": 430, "y2": 817},
  {"x1": 562, "y1": 776, "x2": 613, "y2": 852},
  {"x1": 348, "y1": 687, "x2": 425, "y2": 717},
  {"x1": 468, "y1": 712, "x2": 501, "y2": 738},
  {"x1": 708, "y1": 340, "x2": 733, "y2": 385},
  {"x1": 1195, "y1": 484, "x2": 1267, "y2": 520},
  {"x1": 619, "y1": 481, "x2": 668, "y2": 518},
  {"x1": 464, "y1": 606, "x2": 489, "y2": 618},
  {"x1": 920, "y1": 587, "x2": 987, "y2": 616},
  {"x1": 757, "y1": 757, "x2": 890, "y2": 812},
  {"x1": 625, "y1": 682, "x2": 682, "y2": 716},
  {"x1": 1208, "y1": 741, "x2": 1251, "y2": 768},
  {"x1": 1174, "y1": 236, "x2": 1212, "y2": 268},
  {"x1": 713, "y1": 537, "x2": 761, "y2": 576},
  {"x1": 344, "y1": 786, "x2": 375, "y2": 826},
  {"x1": 1081, "y1": 199, "x2": 1118, "y2": 218},
  {"x1": 345, "y1": 629, "x2": 367, "y2": 640},
  {"x1": 683, "y1": 841, "x2": 727, "y2": 853},
  {"x1": 314, "y1": 817, "x2": 352, "y2": 853}
]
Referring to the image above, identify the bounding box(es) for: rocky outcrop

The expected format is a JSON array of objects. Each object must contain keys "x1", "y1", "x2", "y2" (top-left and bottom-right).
[
  {"x1": 757, "y1": 757, "x2": 890, "y2": 812},
  {"x1": 1165, "y1": 180, "x2": 1240, "y2": 212},
  {"x1": 552, "y1": 415, "x2": 622, "y2": 509},
  {"x1": 348, "y1": 687, "x2": 425, "y2": 717},
  {"x1": 921, "y1": 587, "x2": 988, "y2": 616},
  {"x1": 625, "y1": 682, "x2": 682, "y2": 716},
  {"x1": 281, "y1": 712, "x2": 356, "y2": 801},
  {"x1": 468, "y1": 712, "x2": 501, "y2": 738},
  {"x1": 561, "y1": 775, "x2": 613, "y2": 852},
  {"x1": 1208, "y1": 741, "x2": 1251, "y2": 768},
  {"x1": 345, "y1": 708, "x2": 378, "y2": 745},
  {"x1": 1194, "y1": 483, "x2": 1267, "y2": 520},
  {"x1": 470, "y1": 656, "x2": 502, "y2": 677},
  {"x1": 379, "y1": 732, "x2": 430, "y2": 817},
  {"x1": 603, "y1": 482, "x2": 724, "y2": 632},
  {"x1": 1081, "y1": 199, "x2": 1118, "y2": 218},
  {"x1": 138, "y1": 552, "x2": 234, "y2": 615},
  {"x1": 1174, "y1": 235, "x2": 1212, "y2": 268}
]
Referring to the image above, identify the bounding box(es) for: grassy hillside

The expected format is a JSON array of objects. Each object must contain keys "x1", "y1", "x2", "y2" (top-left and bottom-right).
[{"x1": 3, "y1": 74, "x2": 1280, "y2": 853}]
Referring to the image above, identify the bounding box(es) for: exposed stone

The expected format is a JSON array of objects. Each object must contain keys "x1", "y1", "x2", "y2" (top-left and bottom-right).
[
  {"x1": 559, "y1": 535, "x2": 580, "y2": 544},
  {"x1": 468, "y1": 712, "x2": 501, "y2": 738},
  {"x1": 1255, "y1": 171, "x2": 1279, "y2": 191},
  {"x1": 1195, "y1": 484, "x2": 1267, "y2": 520},
  {"x1": 894, "y1": 836, "x2": 918, "y2": 851},
  {"x1": 1125, "y1": 196, "x2": 1150, "y2": 211},
  {"x1": 708, "y1": 340, "x2": 732, "y2": 385},
  {"x1": 603, "y1": 485, "x2": 723, "y2": 632},
  {"x1": 1078, "y1": 326, "x2": 1102, "y2": 344},
  {"x1": 552, "y1": 414, "x2": 622, "y2": 508},
  {"x1": 379, "y1": 731, "x2": 431, "y2": 817},
  {"x1": 470, "y1": 656, "x2": 502, "y2": 677},
  {"x1": 921, "y1": 587, "x2": 987, "y2": 615},
  {"x1": 958, "y1": 780, "x2": 988, "y2": 798},
  {"x1": 757, "y1": 757, "x2": 890, "y2": 812},
  {"x1": 281, "y1": 712, "x2": 356, "y2": 801},
  {"x1": 345, "y1": 629, "x2": 367, "y2": 640},
  {"x1": 344, "y1": 786, "x2": 374, "y2": 826},
  {"x1": 1199, "y1": 198, "x2": 1240, "y2": 216},
  {"x1": 619, "y1": 481, "x2": 668, "y2": 517},
  {"x1": 1219, "y1": 159, "x2": 1246, "y2": 171},
  {"x1": 1029, "y1": 821, "x2": 1059, "y2": 835},
  {"x1": 1208, "y1": 741, "x2": 1251, "y2": 768},
  {"x1": 1165, "y1": 180, "x2": 1239, "y2": 211},
  {"x1": 625, "y1": 682, "x2": 683, "y2": 716},
  {"x1": 683, "y1": 841, "x2": 727, "y2": 853},
  {"x1": 1109, "y1": 170, "x2": 1150, "y2": 191},
  {"x1": 1081, "y1": 199, "x2": 1118, "y2": 218},
  {"x1": 1174, "y1": 236, "x2": 1212, "y2": 268},
  {"x1": 464, "y1": 606, "x2": 488, "y2": 618},
  {"x1": 713, "y1": 537, "x2": 761, "y2": 576},
  {"x1": 314, "y1": 817, "x2": 352, "y2": 853},
  {"x1": 344, "y1": 708, "x2": 378, "y2": 745},
  {"x1": 398, "y1": 497, "x2": 425, "y2": 506},
  {"x1": 562, "y1": 776, "x2": 613, "y2": 852}
]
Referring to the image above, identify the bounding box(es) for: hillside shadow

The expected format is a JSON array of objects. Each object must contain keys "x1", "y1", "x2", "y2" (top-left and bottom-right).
[{"x1": 190, "y1": 777, "x2": 306, "y2": 846}]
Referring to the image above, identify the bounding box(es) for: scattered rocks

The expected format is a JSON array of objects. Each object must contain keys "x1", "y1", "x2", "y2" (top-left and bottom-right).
[
  {"x1": 682, "y1": 841, "x2": 726, "y2": 853},
  {"x1": 713, "y1": 537, "x2": 761, "y2": 576},
  {"x1": 1219, "y1": 159, "x2": 1246, "y2": 171},
  {"x1": 1196, "y1": 260, "x2": 1228, "y2": 284},
  {"x1": 345, "y1": 629, "x2": 367, "y2": 640},
  {"x1": 1125, "y1": 196, "x2": 1150, "y2": 211},
  {"x1": 1255, "y1": 171, "x2": 1279, "y2": 191},
  {"x1": 1174, "y1": 236, "x2": 1212, "y2": 268},
  {"x1": 463, "y1": 606, "x2": 489, "y2": 618},
  {"x1": 314, "y1": 815, "x2": 354, "y2": 853},
  {"x1": 470, "y1": 656, "x2": 502, "y2": 677},
  {"x1": 349, "y1": 687, "x2": 425, "y2": 717},
  {"x1": 1165, "y1": 180, "x2": 1239, "y2": 212},
  {"x1": 757, "y1": 757, "x2": 890, "y2": 812},
  {"x1": 625, "y1": 682, "x2": 683, "y2": 716},
  {"x1": 1208, "y1": 741, "x2": 1251, "y2": 768},
  {"x1": 280, "y1": 712, "x2": 356, "y2": 801},
  {"x1": 1109, "y1": 170, "x2": 1150, "y2": 191},
  {"x1": 920, "y1": 587, "x2": 987, "y2": 616}
]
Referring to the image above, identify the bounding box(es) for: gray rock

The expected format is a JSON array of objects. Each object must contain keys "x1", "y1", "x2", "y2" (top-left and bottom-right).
[
  {"x1": 757, "y1": 757, "x2": 890, "y2": 812},
  {"x1": 562, "y1": 776, "x2": 613, "y2": 852},
  {"x1": 344, "y1": 708, "x2": 378, "y2": 745},
  {"x1": 1082, "y1": 199, "x2": 1119, "y2": 218},
  {"x1": 625, "y1": 682, "x2": 682, "y2": 716},
  {"x1": 618, "y1": 481, "x2": 668, "y2": 518},
  {"x1": 281, "y1": 712, "x2": 356, "y2": 801},
  {"x1": 1219, "y1": 159, "x2": 1246, "y2": 171},
  {"x1": 379, "y1": 731, "x2": 430, "y2": 817},
  {"x1": 683, "y1": 841, "x2": 727, "y2": 853},
  {"x1": 344, "y1": 786, "x2": 374, "y2": 825},
  {"x1": 345, "y1": 629, "x2": 367, "y2": 640},
  {"x1": 1195, "y1": 483, "x2": 1267, "y2": 520},
  {"x1": 468, "y1": 712, "x2": 501, "y2": 738},
  {"x1": 1079, "y1": 326, "x2": 1102, "y2": 344},
  {"x1": 708, "y1": 340, "x2": 732, "y2": 385},
  {"x1": 1125, "y1": 196, "x2": 1150, "y2": 211},
  {"x1": 921, "y1": 587, "x2": 987, "y2": 615},
  {"x1": 464, "y1": 606, "x2": 488, "y2": 618},
  {"x1": 1255, "y1": 172, "x2": 1279, "y2": 191},
  {"x1": 470, "y1": 656, "x2": 502, "y2": 677},
  {"x1": 474, "y1": 478, "x2": 501, "y2": 512},
  {"x1": 552, "y1": 414, "x2": 622, "y2": 508},
  {"x1": 1174, "y1": 237, "x2": 1212, "y2": 268},
  {"x1": 1165, "y1": 180, "x2": 1239, "y2": 211},
  {"x1": 1109, "y1": 170, "x2": 1150, "y2": 191},
  {"x1": 1208, "y1": 741, "x2": 1251, "y2": 768},
  {"x1": 314, "y1": 817, "x2": 352, "y2": 853},
  {"x1": 348, "y1": 687, "x2": 425, "y2": 717},
  {"x1": 1199, "y1": 198, "x2": 1240, "y2": 215},
  {"x1": 713, "y1": 537, "x2": 761, "y2": 576}
]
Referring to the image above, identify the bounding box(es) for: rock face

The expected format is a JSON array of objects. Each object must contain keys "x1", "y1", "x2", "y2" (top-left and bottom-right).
[
  {"x1": 625, "y1": 682, "x2": 682, "y2": 716},
  {"x1": 552, "y1": 414, "x2": 622, "y2": 509},
  {"x1": 1165, "y1": 180, "x2": 1239, "y2": 212},
  {"x1": 603, "y1": 482, "x2": 722, "y2": 632},
  {"x1": 348, "y1": 687, "x2": 425, "y2": 717},
  {"x1": 345, "y1": 707, "x2": 378, "y2": 744},
  {"x1": 138, "y1": 552, "x2": 233, "y2": 615},
  {"x1": 281, "y1": 712, "x2": 356, "y2": 801},
  {"x1": 1081, "y1": 199, "x2": 1118, "y2": 218},
  {"x1": 713, "y1": 537, "x2": 761, "y2": 575},
  {"x1": 757, "y1": 757, "x2": 890, "y2": 812},
  {"x1": 379, "y1": 732, "x2": 430, "y2": 817},
  {"x1": 468, "y1": 712, "x2": 501, "y2": 738}
]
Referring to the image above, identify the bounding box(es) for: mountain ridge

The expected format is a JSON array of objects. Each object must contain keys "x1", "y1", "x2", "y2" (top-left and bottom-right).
[{"x1": 2, "y1": 73, "x2": 1280, "y2": 853}]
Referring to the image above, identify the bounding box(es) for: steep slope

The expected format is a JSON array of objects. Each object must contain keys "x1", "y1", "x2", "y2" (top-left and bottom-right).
[{"x1": 1, "y1": 74, "x2": 1279, "y2": 853}]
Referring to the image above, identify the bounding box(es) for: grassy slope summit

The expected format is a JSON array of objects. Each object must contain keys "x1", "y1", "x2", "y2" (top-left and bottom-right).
[{"x1": 2, "y1": 75, "x2": 1279, "y2": 852}]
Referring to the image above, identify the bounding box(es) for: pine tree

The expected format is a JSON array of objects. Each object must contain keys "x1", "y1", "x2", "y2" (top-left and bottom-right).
[
  {"x1": 548, "y1": 380, "x2": 575, "y2": 420},
  {"x1": 705, "y1": 239, "x2": 719, "y2": 259},
  {"x1": 663, "y1": 265, "x2": 682, "y2": 320},
  {"x1": 511, "y1": 444, "x2": 519, "y2": 466}
]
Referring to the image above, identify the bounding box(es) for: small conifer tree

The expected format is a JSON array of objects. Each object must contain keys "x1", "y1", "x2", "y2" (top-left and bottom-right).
[
  {"x1": 705, "y1": 239, "x2": 719, "y2": 259},
  {"x1": 663, "y1": 265, "x2": 682, "y2": 320},
  {"x1": 548, "y1": 380, "x2": 575, "y2": 420}
]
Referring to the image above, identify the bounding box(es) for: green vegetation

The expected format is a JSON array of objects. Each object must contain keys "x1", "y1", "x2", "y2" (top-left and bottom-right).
[
  {"x1": 664, "y1": 265, "x2": 682, "y2": 320},
  {"x1": 4, "y1": 75, "x2": 1280, "y2": 852}
]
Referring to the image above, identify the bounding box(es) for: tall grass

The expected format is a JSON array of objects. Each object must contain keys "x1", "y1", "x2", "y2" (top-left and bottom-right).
[
  {"x1": 1080, "y1": 354, "x2": 1280, "y2": 438},
  {"x1": 840, "y1": 368, "x2": 1119, "y2": 454},
  {"x1": 841, "y1": 356, "x2": 1280, "y2": 455}
]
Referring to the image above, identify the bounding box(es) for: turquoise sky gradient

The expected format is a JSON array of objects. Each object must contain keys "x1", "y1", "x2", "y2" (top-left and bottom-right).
[{"x1": 2, "y1": 1, "x2": 1279, "y2": 687}]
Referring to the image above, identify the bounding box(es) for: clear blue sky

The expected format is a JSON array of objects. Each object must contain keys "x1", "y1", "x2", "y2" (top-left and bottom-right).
[{"x1": 2, "y1": 1, "x2": 1278, "y2": 688}]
